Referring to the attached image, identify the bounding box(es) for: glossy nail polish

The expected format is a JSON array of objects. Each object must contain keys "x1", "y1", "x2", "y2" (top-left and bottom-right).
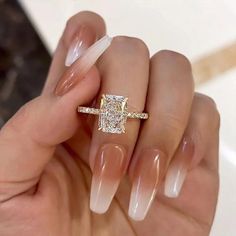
[
  {"x1": 90, "y1": 144, "x2": 126, "y2": 214},
  {"x1": 164, "y1": 138, "x2": 194, "y2": 198},
  {"x1": 129, "y1": 149, "x2": 165, "y2": 221},
  {"x1": 65, "y1": 25, "x2": 95, "y2": 67},
  {"x1": 55, "y1": 35, "x2": 112, "y2": 96}
]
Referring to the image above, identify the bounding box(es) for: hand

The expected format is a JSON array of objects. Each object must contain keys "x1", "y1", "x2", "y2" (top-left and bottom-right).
[{"x1": 0, "y1": 12, "x2": 220, "y2": 236}]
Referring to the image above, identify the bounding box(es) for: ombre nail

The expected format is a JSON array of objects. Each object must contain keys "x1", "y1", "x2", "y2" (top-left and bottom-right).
[
  {"x1": 65, "y1": 25, "x2": 95, "y2": 66},
  {"x1": 90, "y1": 144, "x2": 126, "y2": 214},
  {"x1": 164, "y1": 138, "x2": 194, "y2": 198},
  {"x1": 129, "y1": 149, "x2": 165, "y2": 221},
  {"x1": 55, "y1": 35, "x2": 112, "y2": 96}
]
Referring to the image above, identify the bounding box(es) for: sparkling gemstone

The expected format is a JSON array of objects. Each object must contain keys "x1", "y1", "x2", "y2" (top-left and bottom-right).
[{"x1": 98, "y1": 94, "x2": 128, "y2": 134}]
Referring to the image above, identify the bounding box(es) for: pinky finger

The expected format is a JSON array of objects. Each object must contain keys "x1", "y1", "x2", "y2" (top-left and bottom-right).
[{"x1": 164, "y1": 92, "x2": 220, "y2": 198}]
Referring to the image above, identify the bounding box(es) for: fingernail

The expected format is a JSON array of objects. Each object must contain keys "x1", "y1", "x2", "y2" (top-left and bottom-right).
[
  {"x1": 90, "y1": 144, "x2": 126, "y2": 214},
  {"x1": 65, "y1": 25, "x2": 95, "y2": 66},
  {"x1": 164, "y1": 138, "x2": 194, "y2": 198},
  {"x1": 128, "y1": 149, "x2": 165, "y2": 221},
  {"x1": 55, "y1": 35, "x2": 112, "y2": 96}
]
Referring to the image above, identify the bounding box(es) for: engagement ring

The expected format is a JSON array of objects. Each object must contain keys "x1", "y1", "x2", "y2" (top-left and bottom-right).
[{"x1": 78, "y1": 94, "x2": 148, "y2": 134}]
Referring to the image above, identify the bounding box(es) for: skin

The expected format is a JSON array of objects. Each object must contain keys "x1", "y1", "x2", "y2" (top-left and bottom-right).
[{"x1": 0, "y1": 12, "x2": 220, "y2": 236}]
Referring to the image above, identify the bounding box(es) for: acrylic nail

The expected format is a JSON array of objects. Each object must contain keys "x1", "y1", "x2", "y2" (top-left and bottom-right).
[
  {"x1": 164, "y1": 138, "x2": 194, "y2": 198},
  {"x1": 129, "y1": 149, "x2": 165, "y2": 221},
  {"x1": 65, "y1": 25, "x2": 95, "y2": 67},
  {"x1": 90, "y1": 144, "x2": 126, "y2": 214},
  {"x1": 55, "y1": 35, "x2": 112, "y2": 96}
]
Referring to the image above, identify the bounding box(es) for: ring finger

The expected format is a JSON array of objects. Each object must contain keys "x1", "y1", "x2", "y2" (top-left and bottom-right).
[{"x1": 128, "y1": 50, "x2": 194, "y2": 220}]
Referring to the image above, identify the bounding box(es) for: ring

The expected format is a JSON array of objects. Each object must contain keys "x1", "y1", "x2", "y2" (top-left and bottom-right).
[{"x1": 78, "y1": 94, "x2": 148, "y2": 134}]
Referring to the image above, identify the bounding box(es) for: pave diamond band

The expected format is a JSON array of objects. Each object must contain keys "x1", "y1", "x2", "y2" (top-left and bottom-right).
[
  {"x1": 127, "y1": 112, "x2": 148, "y2": 119},
  {"x1": 78, "y1": 107, "x2": 148, "y2": 119},
  {"x1": 78, "y1": 94, "x2": 148, "y2": 134},
  {"x1": 78, "y1": 107, "x2": 100, "y2": 115}
]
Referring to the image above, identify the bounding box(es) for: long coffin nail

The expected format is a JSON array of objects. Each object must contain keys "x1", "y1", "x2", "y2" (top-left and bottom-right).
[
  {"x1": 129, "y1": 149, "x2": 165, "y2": 221},
  {"x1": 65, "y1": 25, "x2": 95, "y2": 66},
  {"x1": 90, "y1": 144, "x2": 126, "y2": 214},
  {"x1": 55, "y1": 35, "x2": 112, "y2": 96},
  {"x1": 164, "y1": 138, "x2": 194, "y2": 198}
]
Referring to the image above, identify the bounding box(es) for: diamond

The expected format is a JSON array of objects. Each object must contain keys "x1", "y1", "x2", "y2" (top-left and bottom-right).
[{"x1": 98, "y1": 94, "x2": 128, "y2": 134}]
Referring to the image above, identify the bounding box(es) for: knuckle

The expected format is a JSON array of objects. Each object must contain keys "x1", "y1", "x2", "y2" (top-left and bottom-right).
[
  {"x1": 195, "y1": 93, "x2": 216, "y2": 105},
  {"x1": 149, "y1": 113, "x2": 185, "y2": 155},
  {"x1": 65, "y1": 11, "x2": 90, "y2": 28},
  {"x1": 67, "y1": 11, "x2": 103, "y2": 25},
  {"x1": 215, "y1": 110, "x2": 221, "y2": 129},
  {"x1": 195, "y1": 93, "x2": 220, "y2": 129},
  {"x1": 65, "y1": 11, "x2": 87, "y2": 27},
  {"x1": 65, "y1": 16, "x2": 74, "y2": 29},
  {"x1": 153, "y1": 49, "x2": 192, "y2": 69},
  {"x1": 3, "y1": 98, "x2": 39, "y2": 135},
  {"x1": 65, "y1": 14, "x2": 80, "y2": 32},
  {"x1": 62, "y1": 15, "x2": 81, "y2": 47},
  {"x1": 195, "y1": 93, "x2": 217, "y2": 111},
  {"x1": 7, "y1": 104, "x2": 31, "y2": 131},
  {"x1": 151, "y1": 50, "x2": 194, "y2": 89},
  {"x1": 159, "y1": 112, "x2": 185, "y2": 134},
  {"x1": 112, "y1": 36, "x2": 149, "y2": 57},
  {"x1": 62, "y1": 11, "x2": 104, "y2": 48},
  {"x1": 1, "y1": 107, "x2": 28, "y2": 136}
]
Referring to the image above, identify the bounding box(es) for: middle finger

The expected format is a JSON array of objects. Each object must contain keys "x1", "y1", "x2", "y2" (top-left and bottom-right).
[{"x1": 88, "y1": 36, "x2": 150, "y2": 214}]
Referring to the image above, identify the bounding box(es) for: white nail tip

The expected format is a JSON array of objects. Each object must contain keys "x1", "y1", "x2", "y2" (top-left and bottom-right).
[
  {"x1": 164, "y1": 167, "x2": 187, "y2": 198},
  {"x1": 65, "y1": 35, "x2": 112, "y2": 68},
  {"x1": 90, "y1": 178, "x2": 118, "y2": 214},
  {"x1": 65, "y1": 38, "x2": 86, "y2": 67},
  {"x1": 128, "y1": 184, "x2": 157, "y2": 221},
  {"x1": 77, "y1": 35, "x2": 112, "y2": 72},
  {"x1": 128, "y1": 201, "x2": 147, "y2": 221}
]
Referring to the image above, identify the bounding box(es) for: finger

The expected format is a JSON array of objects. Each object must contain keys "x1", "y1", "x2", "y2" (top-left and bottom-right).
[
  {"x1": 165, "y1": 93, "x2": 220, "y2": 198},
  {"x1": 87, "y1": 36, "x2": 150, "y2": 214},
  {"x1": 0, "y1": 36, "x2": 111, "y2": 202},
  {"x1": 128, "y1": 50, "x2": 194, "y2": 221},
  {"x1": 43, "y1": 11, "x2": 106, "y2": 95}
]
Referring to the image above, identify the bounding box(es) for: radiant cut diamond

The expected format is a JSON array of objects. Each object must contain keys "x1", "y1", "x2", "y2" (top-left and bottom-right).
[{"x1": 98, "y1": 94, "x2": 128, "y2": 134}]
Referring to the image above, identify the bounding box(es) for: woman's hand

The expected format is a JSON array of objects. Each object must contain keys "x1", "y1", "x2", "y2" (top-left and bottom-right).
[{"x1": 0, "y1": 12, "x2": 220, "y2": 236}]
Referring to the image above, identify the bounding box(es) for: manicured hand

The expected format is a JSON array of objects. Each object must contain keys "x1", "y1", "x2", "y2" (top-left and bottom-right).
[{"x1": 0, "y1": 12, "x2": 220, "y2": 236}]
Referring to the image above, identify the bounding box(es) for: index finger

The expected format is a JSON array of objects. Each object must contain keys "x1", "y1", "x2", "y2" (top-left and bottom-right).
[{"x1": 43, "y1": 11, "x2": 106, "y2": 94}]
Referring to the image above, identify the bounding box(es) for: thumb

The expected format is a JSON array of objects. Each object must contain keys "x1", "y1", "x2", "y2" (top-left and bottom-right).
[{"x1": 0, "y1": 36, "x2": 112, "y2": 201}]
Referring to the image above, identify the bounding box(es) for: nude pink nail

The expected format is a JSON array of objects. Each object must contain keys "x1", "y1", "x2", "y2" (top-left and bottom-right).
[
  {"x1": 90, "y1": 144, "x2": 126, "y2": 214},
  {"x1": 164, "y1": 138, "x2": 194, "y2": 198},
  {"x1": 55, "y1": 35, "x2": 112, "y2": 96},
  {"x1": 129, "y1": 149, "x2": 165, "y2": 221}
]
